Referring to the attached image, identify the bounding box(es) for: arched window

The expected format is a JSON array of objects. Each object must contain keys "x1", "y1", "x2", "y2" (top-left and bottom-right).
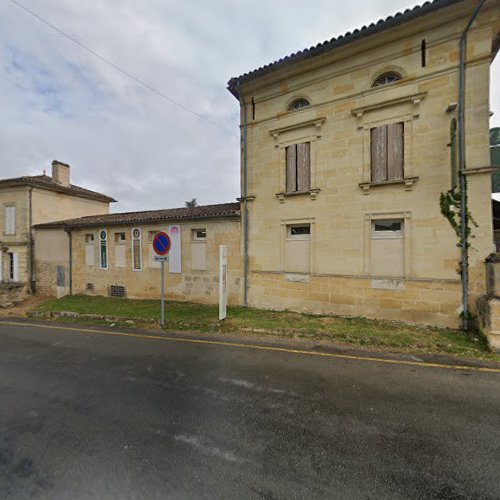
[
  {"x1": 288, "y1": 98, "x2": 310, "y2": 111},
  {"x1": 372, "y1": 72, "x2": 402, "y2": 87}
]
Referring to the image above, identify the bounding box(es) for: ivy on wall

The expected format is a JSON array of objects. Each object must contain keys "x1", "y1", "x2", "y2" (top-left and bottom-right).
[{"x1": 439, "y1": 182, "x2": 477, "y2": 277}]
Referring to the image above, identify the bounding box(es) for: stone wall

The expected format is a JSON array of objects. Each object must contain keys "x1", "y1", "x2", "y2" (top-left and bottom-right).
[
  {"x1": 33, "y1": 229, "x2": 70, "y2": 297},
  {"x1": 250, "y1": 272, "x2": 461, "y2": 328},
  {"x1": 0, "y1": 283, "x2": 27, "y2": 308},
  {"x1": 35, "y1": 218, "x2": 242, "y2": 305},
  {"x1": 476, "y1": 296, "x2": 500, "y2": 352}
]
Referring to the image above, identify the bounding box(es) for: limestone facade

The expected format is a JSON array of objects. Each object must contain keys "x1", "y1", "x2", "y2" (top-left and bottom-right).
[
  {"x1": 29, "y1": 1, "x2": 500, "y2": 331},
  {"x1": 228, "y1": 0, "x2": 500, "y2": 327},
  {"x1": 34, "y1": 217, "x2": 242, "y2": 305},
  {"x1": 0, "y1": 161, "x2": 113, "y2": 289}
]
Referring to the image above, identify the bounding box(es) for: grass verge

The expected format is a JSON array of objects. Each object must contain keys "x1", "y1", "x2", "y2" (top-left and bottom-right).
[{"x1": 36, "y1": 295, "x2": 500, "y2": 362}]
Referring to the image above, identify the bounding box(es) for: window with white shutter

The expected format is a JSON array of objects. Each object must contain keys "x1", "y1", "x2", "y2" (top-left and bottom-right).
[
  {"x1": 85, "y1": 234, "x2": 95, "y2": 266},
  {"x1": 4, "y1": 206, "x2": 15, "y2": 235}
]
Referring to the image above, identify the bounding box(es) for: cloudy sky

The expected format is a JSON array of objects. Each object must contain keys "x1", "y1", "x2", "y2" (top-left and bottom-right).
[{"x1": 1, "y1": 0, "x2": 499, "y2": 212}]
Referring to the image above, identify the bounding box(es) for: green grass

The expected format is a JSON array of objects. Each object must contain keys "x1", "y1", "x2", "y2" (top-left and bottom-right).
[{"x1": 36, "y1": 295, "x2": 500, "y2": 362}]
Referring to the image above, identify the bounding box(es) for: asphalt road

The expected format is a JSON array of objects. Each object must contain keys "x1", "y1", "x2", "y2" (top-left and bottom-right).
[{"x1": 0, "y1": 321, "x2": 499, "y2": 500}]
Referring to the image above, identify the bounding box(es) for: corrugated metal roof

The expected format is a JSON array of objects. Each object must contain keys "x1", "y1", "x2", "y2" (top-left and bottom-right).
[
  {"x1": 34, "y1": 202, "x2": 241, "y2": 229},
  {"x1": 227, "y1": 0, "x2": 464, "y2": 98},
  {"x1": 0, "y1": 174, "x2": 116, "y2": 203}
]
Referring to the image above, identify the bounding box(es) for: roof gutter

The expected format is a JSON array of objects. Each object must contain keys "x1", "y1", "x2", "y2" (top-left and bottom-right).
[
  {"x1": 458, "y1": 0, "x2": 488, "y2": 330},
  {"x1": 28, "y1": 187, "x2": 35, "y2": 293}
]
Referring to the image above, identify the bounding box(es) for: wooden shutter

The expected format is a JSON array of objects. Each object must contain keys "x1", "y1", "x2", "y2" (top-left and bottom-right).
[
  {"x1": 297, "y1": 142, "x2": 311, "y2": 192},
  {"x1": 286, "y1": 145, "x2": 297, "y2": 192},
  {"x1": 371, "y1": 126, "x2": 387, "y2": 182},
  {"x1": 387, "y1": 122, "x2": 404, "y2": 180}
]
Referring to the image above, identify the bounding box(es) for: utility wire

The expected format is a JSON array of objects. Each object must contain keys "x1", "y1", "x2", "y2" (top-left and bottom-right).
[{"x1": 10, "y1": 0, "x2": 238, "y2": 138}]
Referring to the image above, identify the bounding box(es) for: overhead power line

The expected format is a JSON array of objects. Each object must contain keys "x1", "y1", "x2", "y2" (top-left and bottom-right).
[{"x1": 10, "y1": 0, "x2": 237, "y2": 138}]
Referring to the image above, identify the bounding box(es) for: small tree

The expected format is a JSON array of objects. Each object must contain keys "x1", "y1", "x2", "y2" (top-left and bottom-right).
[{"x1": 185, "y1": 198, "x2": 198, "y2": 208}]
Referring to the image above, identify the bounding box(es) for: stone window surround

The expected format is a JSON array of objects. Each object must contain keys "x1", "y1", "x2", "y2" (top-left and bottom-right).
[
  {"x1": 363, "y1": 211, "x2": 412, "y2": 278},
  {"x1": 270, "y1": 118, "x2": 325, "y2": 202},
  {"x1": 280, "y1": 217, "x2": 316, "y2": 275},
  {"x1": 352, "y1": 92, "x2": 426, "y2": 194}
]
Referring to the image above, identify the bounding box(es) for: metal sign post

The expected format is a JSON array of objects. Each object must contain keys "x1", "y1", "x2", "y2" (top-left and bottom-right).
[
  {"x1": 152, "y1": 232, "x2": 171, "y2": 328},
  {"x1": 161, "y1": 260, "x2": 165, "y2": 326}
]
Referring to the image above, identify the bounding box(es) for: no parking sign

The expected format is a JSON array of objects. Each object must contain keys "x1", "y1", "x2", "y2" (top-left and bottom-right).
[
  {"x1": 152, "y1": 231, "x2": 171, "y2": 326},
  {"x1": 152, "y1": 231, "x2": 171, "y2": 261}
]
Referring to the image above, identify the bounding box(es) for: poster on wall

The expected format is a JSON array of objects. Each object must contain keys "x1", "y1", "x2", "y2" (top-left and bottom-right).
[{"x1": 167, "y1": 225, "x2": 181, "y2": 273}]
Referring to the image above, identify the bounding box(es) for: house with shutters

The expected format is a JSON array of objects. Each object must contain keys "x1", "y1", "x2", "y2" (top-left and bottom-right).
[
  {"x1": 31, "y1": 0, "x2": 500, "y2": 332},
  {"x1": 0, "y1": 161, "x2": 115, "y2": 292},
  {"x1": 227, "y1": 0, "x2": 500, "y2": 328}
]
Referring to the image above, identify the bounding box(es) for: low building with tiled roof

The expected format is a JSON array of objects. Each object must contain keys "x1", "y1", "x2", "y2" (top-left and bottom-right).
[
  {"x1": 33, "y1": 201, "x2": 242, "y2": 303},
  {"x1": 0, "y1": 160, "x2": 115, "y2": 291},
  {"x1": 34, "y1": 202, "x2": 240, "y2": 229}
]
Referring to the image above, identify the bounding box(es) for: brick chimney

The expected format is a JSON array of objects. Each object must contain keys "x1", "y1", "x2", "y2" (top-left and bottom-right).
[{"x1": 51, "y1": 160, "x2": 70, "y2": 186}]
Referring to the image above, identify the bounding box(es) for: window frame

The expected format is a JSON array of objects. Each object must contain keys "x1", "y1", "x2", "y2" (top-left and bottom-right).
[
  {"x1": 281, "y1": 218, "x2": 315, "y2": 275},
  {"x1": 7, "y1": 252, "x2": 18, "y2": 282},
  {"x1": 288, "y1": 98, "x2": 310, "y2": 112},
  {"x1": 364, "y1": 212, "x2": 411, "y2": 278},
  {"x1": 192, "y1": 228, "x2": 207, "y2": 241},
  {"x1": 114, "y1": 232, "x2": 126, "y2": 244},
  {"x1": 190, "y1": 228, "x2": 207, "y2": 271},
  {"x1": 287, "y1": 224, "x2": 311, "y2": 241},
  {"x1": 84, "y1": 232, "x2": 96, "y2": 267},
  {"x1": 372, "y1": 72, "x2": 402, "y2": 88},
  {"x1": 371, "y1": 219, "x2": 404, "y2": 240}
]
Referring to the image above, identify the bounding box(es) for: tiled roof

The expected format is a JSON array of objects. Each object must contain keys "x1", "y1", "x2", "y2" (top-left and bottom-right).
[
  {"x1": 227, "y1": 0, "x2": 464, "y2": 98},
  {"x1": 34, "y1": 202, "x2": 241, "y2": 229},
  {"x1": 0, "y1": 174, "x2": 116, "y2": 203}
]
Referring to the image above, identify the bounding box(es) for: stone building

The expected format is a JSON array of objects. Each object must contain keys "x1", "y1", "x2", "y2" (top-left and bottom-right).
[
  {"x1": 34, "y1": 204, "x2": 242, "y2": 304},
  {"x1": 32, "y1": 0, "x2": 500, "y2": 334},
  {"x1": 0, "y1": 161, "x2": 115, "y2": 294},
  {"x1": 227, "y1": 0, "x2": 500, "y2": 328}
]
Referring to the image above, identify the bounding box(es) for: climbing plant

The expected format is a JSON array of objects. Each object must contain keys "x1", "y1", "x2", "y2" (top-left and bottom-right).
[{"x1": 439, "y1": 180, "x2": 478, "y2": 277}]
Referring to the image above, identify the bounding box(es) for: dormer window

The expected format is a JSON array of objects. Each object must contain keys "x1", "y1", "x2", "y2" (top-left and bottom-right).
[
  {"x1": 288, "y1": 99, "x2": 310, "y2": 111},
  {"x1": 372, "y1": 72, "x2": 402, "y2": 87}
]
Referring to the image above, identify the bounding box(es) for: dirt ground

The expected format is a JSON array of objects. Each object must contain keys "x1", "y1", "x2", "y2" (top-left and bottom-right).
[{"x1": 0, "y1": 295, "x2": 50, "y2": 318}]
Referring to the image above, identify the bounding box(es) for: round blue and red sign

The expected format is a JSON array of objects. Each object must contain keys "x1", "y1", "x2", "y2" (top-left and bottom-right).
[{"x1": 152, "y1": 231, "x2": 171, "y2": 256}]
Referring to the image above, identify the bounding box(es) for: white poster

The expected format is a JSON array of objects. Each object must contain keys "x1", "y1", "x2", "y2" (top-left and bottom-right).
[
  {"x1": 219, "y1": 245, "x2": 227, "y2": 320},
  {"x1": 167, "y1": 225, "x2": 182, "y2": 273}
]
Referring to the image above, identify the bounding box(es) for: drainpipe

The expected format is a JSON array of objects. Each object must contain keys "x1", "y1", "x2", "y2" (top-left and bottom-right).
[
  {"x1": 458, "y1": 0, "x2": 487, "y2": 331},
  {"x1": 237, "y1": 84, "x2": 249, "y2": 306},
  {"x1": 28, "y1": 187, "x2": 34, "y2": 293},
  {"x1": 63, "y1": 225, "x2": 73, "y2": 295}
]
